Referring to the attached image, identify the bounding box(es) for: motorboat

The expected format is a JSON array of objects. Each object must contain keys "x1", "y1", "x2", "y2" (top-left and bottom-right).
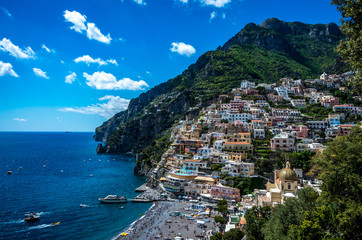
[
  {"x1": 24, "y1": 213, "x2": 40, "y2": 222},
  {"x1": 99, "y1": 195, "x2": 127, "y2": 203},
  {"x1": 80, "y1": 204, "x2": 89, "y2": 207}
]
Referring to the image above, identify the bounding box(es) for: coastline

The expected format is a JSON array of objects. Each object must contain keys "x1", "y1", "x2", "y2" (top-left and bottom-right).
[
  {"x1": 113, "y1": 201, "x2": 157, "y2": 240},
  {"x1": 113, "y1": 200, "x2": 217, "y2": 240}
]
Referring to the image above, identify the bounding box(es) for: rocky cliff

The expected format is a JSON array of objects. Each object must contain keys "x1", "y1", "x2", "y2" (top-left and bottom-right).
[{"x1": 95, "y1": 18, "x2": 346, "y2": 175}]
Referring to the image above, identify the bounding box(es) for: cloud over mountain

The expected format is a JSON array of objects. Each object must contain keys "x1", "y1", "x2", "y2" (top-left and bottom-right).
[
  {"x1": 59, "y1": 95, "x2": 130, "y2": 118},
  {"x1": 170, "y1": 42, "x2": 196, "y2": 57}
]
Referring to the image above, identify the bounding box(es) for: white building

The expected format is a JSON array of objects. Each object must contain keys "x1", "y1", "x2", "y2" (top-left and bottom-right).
[
  {"x1": 240, "y1": 80, "x2": 256, "y2": 90},
  {"x1": 274, "y1": 87, "x2": 290, "y2": 100},
  {"x1": 222, "y1": 161, "x2": 254, "y2": 177},
  {"x1": 213, "y1": 140, "x2": 224, "y2": 152},
  {"x1": 253, "y1": 129, "x2": 265, "y2": 139}
]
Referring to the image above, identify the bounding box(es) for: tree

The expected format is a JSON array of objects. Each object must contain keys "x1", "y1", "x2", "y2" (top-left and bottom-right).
[
  {"x1": 210, "y1": 232, "x2": 223, "y2": 240},
  {"x1": 312, "y1": 126, "x2": 362, "y2": 239},
  {"x1": 245, "y1": 206, "x2": 271, "y2": 240},
  {"x1": 314, "y1": 127, "x2": 362, "y2": 203},
  {"x1": 217, "y1": 199, "x2": 229, "y2": 216},
  {"x1": 214, "y1": 215, "x2": 226, "y2": 225},
  {"x1": 331, "y1": 0, "x2": 362, "y2": 90},
  {"x1": 223, "y1": 228, "x2": 245, "y2": 240},
  {"x1": 292, "y1": 205, "x2": 340, "y2": 240},
  {"x1": 262, "y1": 188, "x2": 319, "y2": 240}
]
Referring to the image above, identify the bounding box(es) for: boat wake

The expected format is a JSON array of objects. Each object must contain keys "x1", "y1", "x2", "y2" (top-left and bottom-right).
[
  {"x1": 27, "y1": 224, "x2": 54, "y2": 230},
  {"x1": 0, "y1": 219, "x2": 24, "y2": 225},
  {"x1": 37, "y1": 212, "x2": 51, "y2": 216},
  {"x1": 17, "y1": 223, "x2": 59, "y2": 232}
]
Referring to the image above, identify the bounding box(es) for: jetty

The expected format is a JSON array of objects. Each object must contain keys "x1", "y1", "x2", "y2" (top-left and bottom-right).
[
  {"x1": 135, "y1": 183, "x2": 148, "y2": 192},
  {"x1": 131, "y1": 185, "x2": 161, "y2": 203}
]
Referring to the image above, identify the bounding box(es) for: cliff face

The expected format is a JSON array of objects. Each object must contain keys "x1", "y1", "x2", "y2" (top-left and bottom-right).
[
  {"x1": 95, "y1": 18, "x2": 346, "y2": 175},
  {"x1": 95, "y1": 82, "x2": 168, "y2": 142}
]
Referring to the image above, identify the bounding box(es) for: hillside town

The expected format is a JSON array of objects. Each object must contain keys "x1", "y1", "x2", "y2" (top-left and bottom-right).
[{"x1": 139, "y1": 71, "x2": 361, "y2": 238}]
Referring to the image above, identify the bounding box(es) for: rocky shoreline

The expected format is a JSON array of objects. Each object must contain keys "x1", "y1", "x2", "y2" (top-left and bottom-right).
[{"x1": 115, "y1": 200, "x2": 217, "y2": 240}]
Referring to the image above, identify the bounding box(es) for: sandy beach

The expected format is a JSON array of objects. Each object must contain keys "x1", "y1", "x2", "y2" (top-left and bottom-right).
[{"x1": 116, "y1": 201, "x2": 217, "y2": 240}]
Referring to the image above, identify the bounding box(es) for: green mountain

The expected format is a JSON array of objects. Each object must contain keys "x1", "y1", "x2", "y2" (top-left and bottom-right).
[{"x1": 95, "y1": 18, "x2": 347, "y2": 174}]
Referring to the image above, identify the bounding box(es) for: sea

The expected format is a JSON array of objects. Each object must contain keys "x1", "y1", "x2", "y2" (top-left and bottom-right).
[{"x1": 0, "y1": 132, "x2": 152, "y2": 240}]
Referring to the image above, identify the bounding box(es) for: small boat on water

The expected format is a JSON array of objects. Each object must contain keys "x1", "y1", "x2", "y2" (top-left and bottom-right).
[
  {"x1": 80, "y1": 204, "x2": 89, "y2": 207},
  {"x1": 119, "y1": 206, "x2": 124, "y2": 209},
  {"x1": 52, "y1": 222, "x2": 60, "y2": 226},
  {"x1": 24, "y1": 213, "x2": 40, "y2": 222},
  {"x1": 7, "y1": 171, "x2": 12, "y2": 175},
  {"x1": 99, "y1": 195, "x2": 127, "y2": 204}
]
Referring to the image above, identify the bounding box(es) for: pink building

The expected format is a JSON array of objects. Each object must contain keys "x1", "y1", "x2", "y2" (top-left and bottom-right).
[
  {"x1": 338, "y1": 125, "x2": 354, "y2": 136},
  {"x1": 211, "y1": 184, "x2": 241, "y2": 202},
  {"x1": 322, "y1": 97, "x2": 339, "y2": 108},
  {"x1": 271, "y1": 132, "x2": 295, "y2": 152},
  {"x1": 230, "y1": 100, "x2": 244, "y2": 113},
  {"x1": 286, "y1": 125, "x2": 308, "y2": 138}
]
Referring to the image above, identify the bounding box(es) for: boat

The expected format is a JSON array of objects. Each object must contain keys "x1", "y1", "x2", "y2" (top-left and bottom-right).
[
  {"x1": 24, "y1": 213, "x2": 40, "y2": 222},
  {"x1": 119, "y1": 206, "x2": 124, "y2": 209},
  {"x1": 99, "y1": 195, "x2": 127, "y2": 204},
  {"x1": 52, "y1": 222, "x2": 60, "y2": 226},
  {"x1": 7, "y1": 171, "x2": 12, "y2": 175},
  {"x1": 80, "y1": 204, "x2": 89, "y2": 207}
]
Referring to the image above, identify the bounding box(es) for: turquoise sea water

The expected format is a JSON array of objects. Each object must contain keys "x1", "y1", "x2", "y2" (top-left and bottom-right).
[{"x1": 0, "y1": 132, "x2": 151, "y2": 240}]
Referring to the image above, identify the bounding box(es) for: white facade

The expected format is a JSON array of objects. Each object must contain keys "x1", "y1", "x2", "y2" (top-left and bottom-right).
[{"x1": 222, "y1": 161, "x2": 254, "y2": 177}]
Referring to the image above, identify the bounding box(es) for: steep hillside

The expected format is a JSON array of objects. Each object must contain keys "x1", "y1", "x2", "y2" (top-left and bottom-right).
[{"x1": 95, "y1": 18, "x2": 347, "y2": 174}]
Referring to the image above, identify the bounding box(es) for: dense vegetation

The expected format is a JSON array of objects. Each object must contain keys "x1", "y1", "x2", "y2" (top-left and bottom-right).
[
  {"x1": 331, "y1": 0, "x2": 361, "y2": 91},
  {"x1": 245, "y1": 127, "x2": 362, "y2": 239}
]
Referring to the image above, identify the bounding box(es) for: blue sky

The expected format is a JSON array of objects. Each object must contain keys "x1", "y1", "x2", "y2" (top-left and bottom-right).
[{"x1": 0, "y1": 0, "x2": 341, "y2": 132}]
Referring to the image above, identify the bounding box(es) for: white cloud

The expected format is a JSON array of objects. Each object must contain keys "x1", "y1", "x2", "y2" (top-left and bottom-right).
[
  {"x1": 74, "y1": 55, "x2": 117, "y2": 66},
  {"x1": 33, "y1": 68, "x2": 49, "y2": 79},
  {"x1": 86, "y1": 23, "x2": 112, "y2": 44},
  {"x1": 0, "y1": 38, "x2": 35, "y2": 59},
  {"x1": 210, "y1": 11, "x2": 216, "y2": 21},
  {"x1": 134, "y1": 0, "x2": 147, "y2": 5},
  {"x1": 0, "y1": 61, "x2": 18, "y2": 77},
  {"x1": 170, "y1": 42, "x2": 196, "y2": 57},
  {"x1": 83, "y1": 71, "x2": 149, "y2": 90},
  {"x1": 1, "y1": 7, "x2": 12, "y2": 17},
  {"x1": 65, "y1": 72, "x2": 77, "y2": 84},
  {"x1": 41, "y1": 44, "x2": 55, "y2": 53},
  {"x1": 13, "y1": 118, "x2": 27, "y2": 122},
  {"x1": 59, "y1": 95, "x2": 130, "y2": 118},
  {"x1": 63, "y1": 10, "x2": 87, "y2": 33},
  {"x1": 63, "y1": 10, "x2": 112, "y2": 44},
  {"x1": 201, "y1": 0, "x2": 231, "y2": 7}
]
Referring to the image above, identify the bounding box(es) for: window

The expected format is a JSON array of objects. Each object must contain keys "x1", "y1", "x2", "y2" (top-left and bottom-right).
[{"x1": 288, "y1": 183, "x2": 291, "y2": 190}]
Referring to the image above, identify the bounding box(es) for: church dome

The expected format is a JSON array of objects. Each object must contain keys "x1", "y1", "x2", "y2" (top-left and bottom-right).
[{"x1": 279, "y1": 161, "x2": 297, "y2": 181}]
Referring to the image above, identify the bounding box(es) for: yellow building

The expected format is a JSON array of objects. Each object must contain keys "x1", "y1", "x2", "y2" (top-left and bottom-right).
[
  {"x1": 229, "y1": 132, "x2": 251, "y2": 143},
  {"x1": 258, "y1": 161, "x2": 299, "y2": 207},
  {"x1": 223, "y1": 142, "x2": 251, "y2": 151},
  {"x1": 184, "y1": 176, "x2": 216, "y2": 197},
  {"x1": 228, "y1": 152, "x2": 248, "y2": 161}
]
